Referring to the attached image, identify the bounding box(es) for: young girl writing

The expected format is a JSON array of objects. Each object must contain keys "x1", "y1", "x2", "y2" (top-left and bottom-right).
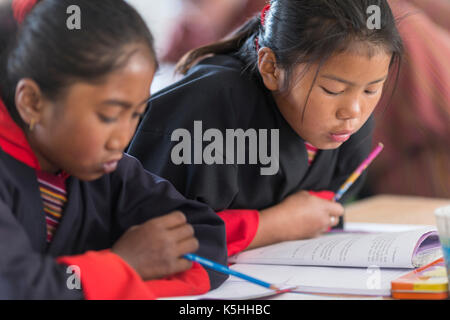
[
  {"x1": 0, "y1": 0, "x2": 227, "y2": 299},
  {"x1": 128, "y1": 0, "x2": 404, "y2": 254}
]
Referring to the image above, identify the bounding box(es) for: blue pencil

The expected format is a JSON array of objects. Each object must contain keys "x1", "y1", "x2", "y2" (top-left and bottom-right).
[{"x1": 183, "y1": 253, "x2": 280, "y2": 290}]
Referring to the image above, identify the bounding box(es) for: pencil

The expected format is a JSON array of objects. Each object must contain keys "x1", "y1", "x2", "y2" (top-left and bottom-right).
[
  {"x1": 183, "y1": 253, "x2": 280, "y2": 290},
  {"x1": 333, "y1": 142, "x2": 384, "y2": 201}
]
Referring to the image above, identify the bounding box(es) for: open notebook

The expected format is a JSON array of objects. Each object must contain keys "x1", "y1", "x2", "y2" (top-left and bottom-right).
[
  {"x1": 167, "y1": 225, "x2": 442, "y2": 300},
  {"x1": 229, "y1": 226, "x2": 442, "y2": 269}
]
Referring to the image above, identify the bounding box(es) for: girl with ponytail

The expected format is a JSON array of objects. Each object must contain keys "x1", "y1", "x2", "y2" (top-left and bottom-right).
[
  {"x1": 0, "y1": 0, "x2": 227, "y2": 299},
  {"x1": 128, "y1": 0, "x2": 404, "y2": 254}
]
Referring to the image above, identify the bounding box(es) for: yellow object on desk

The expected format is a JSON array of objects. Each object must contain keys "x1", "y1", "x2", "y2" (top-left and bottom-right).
[{"x1": 391, "y1": 258, "x2": 448, "y2": 300}]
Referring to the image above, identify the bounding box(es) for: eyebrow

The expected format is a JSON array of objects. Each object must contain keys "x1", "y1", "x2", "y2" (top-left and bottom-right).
[
  {"x1": 320, "y1": 74, "x2": 388, "y2": 86},
  {"x1": 101, "y1": 96, "x2": 152, "y2": 109}
]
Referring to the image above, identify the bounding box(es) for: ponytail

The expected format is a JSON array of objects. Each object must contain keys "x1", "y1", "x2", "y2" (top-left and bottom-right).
[{"x1": 176, "y1": 16, "x2": 261, "y2": 75}]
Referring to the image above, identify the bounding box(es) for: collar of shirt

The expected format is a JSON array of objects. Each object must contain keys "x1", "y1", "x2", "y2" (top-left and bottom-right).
[{"x1": 0, "y1": 97, "x2": 70, "y2": 180}]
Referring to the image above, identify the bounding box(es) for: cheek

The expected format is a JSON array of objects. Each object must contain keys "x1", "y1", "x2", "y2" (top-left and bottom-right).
[
  {"x1": 71, "y1": 132, "x2": 105, "y2": 158},
  {"x1": 52, "y1": 117, "x2": 108, "y2": 163},
  {"x1": 361, "y1": 92, "x2": 383, "y2": 121},
  {"x1": 370, "y1": 91, "x2": 384, "y2": 110},
  {"x1": 279, "y1": 87, "x2": 311, "y2": 121},
  {"x1": 302, "y1": 91, "x2": 335, "y2": 124}
]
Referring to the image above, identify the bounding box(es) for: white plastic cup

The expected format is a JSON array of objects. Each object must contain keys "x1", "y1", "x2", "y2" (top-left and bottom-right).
[{"x1": 434, "y1": 205, "x2": 450, "y2": 288}]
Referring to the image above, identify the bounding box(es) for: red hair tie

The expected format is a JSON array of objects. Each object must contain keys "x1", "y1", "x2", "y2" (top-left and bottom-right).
[
  {"x1": 256, "y1": 4, "x2": 271, "y2": 51},
  {"x1": 260, "y1": 4, "x2": 271, "y2": 27},
  {"x1": 12, "y1": 0, "x2": 38, "y2": 25}
]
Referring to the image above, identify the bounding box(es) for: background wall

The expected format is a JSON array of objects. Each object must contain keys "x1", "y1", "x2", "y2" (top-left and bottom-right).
[{"x1": 126, "y1": 0, "x2": 181, "y2": 57}]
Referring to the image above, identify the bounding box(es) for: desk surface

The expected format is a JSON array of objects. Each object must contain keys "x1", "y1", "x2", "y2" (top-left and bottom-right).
[{"x1": 345, "y1": 194, "x2": 450, "y2": 226}]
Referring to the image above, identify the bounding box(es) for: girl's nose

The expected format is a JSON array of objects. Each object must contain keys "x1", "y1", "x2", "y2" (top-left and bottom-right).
[
  {"x1": 106, "y1": 124, "x2": 134, "y2": 152},
  {"x1": 336, "y1": 99, "x2": 361, "y2": 120}
]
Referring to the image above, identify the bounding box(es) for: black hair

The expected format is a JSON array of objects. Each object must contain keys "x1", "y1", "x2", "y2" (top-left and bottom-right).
[
  {"x1": 176, "y1": 0, "x2": 403, "y2": 94},
  {"x1": 0, "y1": 0, "x2": 157, "y2": 127}
]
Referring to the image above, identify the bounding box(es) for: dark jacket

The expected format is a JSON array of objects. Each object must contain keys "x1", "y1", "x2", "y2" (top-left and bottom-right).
[
  {"x1": 128, "y1": 54, "x2": 374, "y2": 213},
  {"x1": 0, "y1": 99, "x2": 228, "y2": 299}
]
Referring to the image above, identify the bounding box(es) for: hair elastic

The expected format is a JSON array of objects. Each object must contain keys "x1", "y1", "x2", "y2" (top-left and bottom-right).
[
  {"x1": 255, "y1": 4, "x2": 271, "y2": 51},
  {"x1": 260, "y1": 4, "x2": 271, "y2": 27},
  {"x1": 12, "y1": 0, "x2": 38, "y2": 25}
]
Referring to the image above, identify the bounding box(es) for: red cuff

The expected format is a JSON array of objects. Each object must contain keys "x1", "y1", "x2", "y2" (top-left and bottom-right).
[
  {"x1": 217, "y1": 209, "x2": 259, "y2": 256},
  {"x1": 57, "y1": 250, "x2": 156, "y2": 300},
  {"x1": 58, "y1": 251, "x2": 212, "y2": 300},
  {"x1": 145, "y1": 262, "x2": 210, "y2": 298},
  {"x1": 308, "y1": 190, "x2": 335, "y2": 201},
  {"x1": 309, "y1": 190, "x2": 337, "y2": 232}
]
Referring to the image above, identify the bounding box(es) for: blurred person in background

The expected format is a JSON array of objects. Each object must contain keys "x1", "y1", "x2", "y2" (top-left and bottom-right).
[
  {"x1": 161, "y1": 0, "x2": 266, "y2": 63},
  {"x1": 365, "y1": 0, "x2": 450, "y2": 199}
]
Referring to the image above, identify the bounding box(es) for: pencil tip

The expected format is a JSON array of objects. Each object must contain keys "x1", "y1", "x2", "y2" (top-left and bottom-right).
[
  {"x1": 269, "y1": 284, "x2": 280, "y2": 291},
  {"x1": 378, "y1": 142, "x2": 384, "y2": 148}
]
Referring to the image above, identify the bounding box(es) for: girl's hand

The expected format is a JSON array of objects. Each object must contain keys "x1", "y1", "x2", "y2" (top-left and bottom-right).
[
  {"x1": 247, "y1": 191, "x2": 344, "y2": 249},
  {"x1": 112, "y1": 211, "x2": 199, "y2": 281}
]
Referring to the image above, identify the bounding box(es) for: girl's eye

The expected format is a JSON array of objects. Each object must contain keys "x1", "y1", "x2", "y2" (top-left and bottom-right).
[
  {"x1": 132, "y1": 112, "x2": 144, "y2": 120},
  {"x1": 365, "y1": 89, "x2": 379, "y2": 95},
  {"x1": 98, "y1": 114, "x2": 118, "y2": 123},
  {"x1": 321, "y1": 86, "x2": 344, "y2": 96}
]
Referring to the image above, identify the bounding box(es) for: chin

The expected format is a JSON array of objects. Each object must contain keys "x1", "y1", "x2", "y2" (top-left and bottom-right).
[
  {"x1": 72, "y1": 170, "x2": 104, "y2": 182},
  {"x1": 314, "y1": 140, "x2": 343, "y2": 150},
  {"x1": 325, "y1": 142, "x2": 344, "y2": 150}
]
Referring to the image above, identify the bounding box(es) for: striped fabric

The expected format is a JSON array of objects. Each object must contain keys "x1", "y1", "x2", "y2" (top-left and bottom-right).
[
  {"x1": 36, "y1": 170, "x2": 68, "y2": 243},
  {"x1": 305, "y1": 142, "x2": 319, "y2": 165}
]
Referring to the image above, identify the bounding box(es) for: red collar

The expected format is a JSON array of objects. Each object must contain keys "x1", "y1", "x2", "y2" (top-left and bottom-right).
[
  {"x1": 0, "y1": 97, "x2": 41, "y2": 169},
  {"x1": 0, "y1": 98, "x2": 70, "y2": 179}
]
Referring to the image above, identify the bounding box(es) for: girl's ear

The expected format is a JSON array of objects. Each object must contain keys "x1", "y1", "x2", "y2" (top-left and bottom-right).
[
  {"x1": 14, "y1": 79, "x2": 45, "y2": 129},
  {"x1": 257, "y1": 47, "x2": 284, "y2": 91}
]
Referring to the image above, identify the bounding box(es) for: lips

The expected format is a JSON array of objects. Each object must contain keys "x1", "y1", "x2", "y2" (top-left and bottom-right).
[
  {"x1": 103, "y1": 158, "x2": 121, "y2": 173},
  {"x1": 329, "y1": 130, "x2": 354, "y2": 143}
]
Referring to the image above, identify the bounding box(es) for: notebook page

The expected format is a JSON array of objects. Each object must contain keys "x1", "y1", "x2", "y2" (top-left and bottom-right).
[
  {"x1": 344, "y1": 222, "x2": 435, "y2": 233},
  {"x1": 159, "y1": 281, "x2": 280, "y2": 300},
  {"x1": 230, "y1": 226, "x2": 437, "y2": 268},
  {"x1": 159, "y1": 281, "x2": 365, "y2": 300},
  {"x1": 229, "y1": 264, "x2": 410, "y2": 296}
]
